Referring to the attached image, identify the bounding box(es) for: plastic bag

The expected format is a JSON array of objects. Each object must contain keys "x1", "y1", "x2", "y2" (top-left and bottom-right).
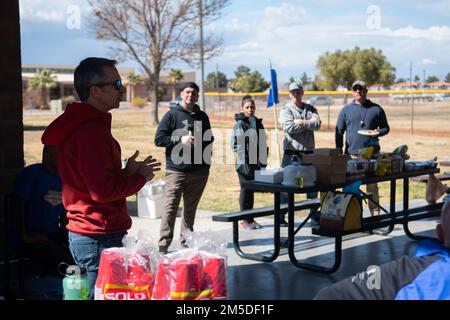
[
  {"x1": 152, "y1": 231, "x2": 228, "y2": 300},
  {"x1": 426, "y1": 174, "x2": 448, "y2": 204},
  {"x1": 138, "y1": 180, "x2": 165, "y2": 199},
  {"x1": 94, "y1": 231, "x2": 159, "y2": 300}
]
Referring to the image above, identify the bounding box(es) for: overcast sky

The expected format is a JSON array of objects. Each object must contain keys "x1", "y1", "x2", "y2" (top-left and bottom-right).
[{"x1": 19, "y1": 0, "x2": 450, "y2": 83}]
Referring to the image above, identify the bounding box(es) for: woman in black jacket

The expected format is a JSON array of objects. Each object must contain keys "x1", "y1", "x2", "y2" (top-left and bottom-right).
[{"x1": 231, "y1": 95, "x2": 268, "y2": 229}]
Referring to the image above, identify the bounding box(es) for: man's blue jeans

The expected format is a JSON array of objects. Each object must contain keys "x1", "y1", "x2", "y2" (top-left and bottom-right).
[{"x1": 68, "y1": 231, "x2": 126, "y2": 299}]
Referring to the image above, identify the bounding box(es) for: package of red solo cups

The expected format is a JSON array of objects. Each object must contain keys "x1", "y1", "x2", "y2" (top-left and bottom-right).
[
  {"x1": 94, "y1": 233, "x2": 158, "y2": 300},
  {"x1": 152, "y1": 231, "x2": 228, "y2": 300}
]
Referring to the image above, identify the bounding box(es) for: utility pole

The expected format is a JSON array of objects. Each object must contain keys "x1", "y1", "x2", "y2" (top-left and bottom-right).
[
  {"x1": 198, "y1": 0, "x2": 206, "y2": 111},
  {"x1": 216, "y1": 63, "x2": 219, "y2": 89},
  {"x1": 410, "y1": 61, "x2": 414, "y2": 135}
]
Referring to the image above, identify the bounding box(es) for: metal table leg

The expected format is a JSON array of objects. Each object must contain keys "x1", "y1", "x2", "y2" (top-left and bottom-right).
[
  {"x1": 286, "y1": 192, "x2": 342, "y2": 273},
  {"x1": 232, "y1": 192, "x2": 281, "y2": 262},
  {"x1": 402, "y1": 178, "x2": 436, "y2": 241}
]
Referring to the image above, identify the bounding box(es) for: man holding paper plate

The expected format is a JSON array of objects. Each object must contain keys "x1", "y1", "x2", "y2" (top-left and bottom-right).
[{"x1": 335, "y1": 80, "x2": 390, "y2": 217}]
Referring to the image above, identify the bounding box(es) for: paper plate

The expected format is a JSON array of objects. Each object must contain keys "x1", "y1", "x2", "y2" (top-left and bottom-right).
[{"x1": 357, "y1": 129, "x2": 379, "y2": 136}]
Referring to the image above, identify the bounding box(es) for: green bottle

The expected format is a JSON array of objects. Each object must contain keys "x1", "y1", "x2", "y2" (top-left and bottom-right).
[{"x1": 60, "y1": 263, "x2": 91, "y2": 300}]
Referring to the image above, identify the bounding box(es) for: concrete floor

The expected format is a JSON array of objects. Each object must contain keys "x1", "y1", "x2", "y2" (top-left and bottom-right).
[
  {"x1": 9, "y1": 199, "x2": 437, "y2": 300},
  {"x1": 128, "y1": 199, "x2": 439, "y2": 300}
]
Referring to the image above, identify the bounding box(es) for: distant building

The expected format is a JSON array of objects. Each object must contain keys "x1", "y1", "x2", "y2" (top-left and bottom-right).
[
  {"x1": 130, "y1": 71, "x2": 197, "y2": 102},
  {"x1": 21, "y1": 64, "x2": 196, "y2": 106},
  {"x1": 22, "y1": 64, "x2": 135, "y2": 102},
  {"x1": 423, "y1": 81, "x2": 450, "y2": 90},
  {"x1": 368, "y1": 83, "x2": 389, "y2": 91},
  {"x1": 391, "y1": 82, "x2": 421, "y2": 90}
]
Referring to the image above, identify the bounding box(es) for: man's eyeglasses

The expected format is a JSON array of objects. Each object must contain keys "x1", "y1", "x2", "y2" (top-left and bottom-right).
[
  {"x1": 352, "y1": 85, "x2": 365, "y2": 92},
  {"x1": 92, "y1": 79, "x2": 122, "y2": 90}
]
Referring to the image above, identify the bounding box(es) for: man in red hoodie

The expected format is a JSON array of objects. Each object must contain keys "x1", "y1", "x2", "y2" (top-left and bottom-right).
[{"x1": 42, "y1": 57, "x2": 160, "y2": 299}]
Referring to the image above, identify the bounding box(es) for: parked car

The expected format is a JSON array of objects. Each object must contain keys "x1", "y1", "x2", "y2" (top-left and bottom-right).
[
  {"x1": 305, "y1": 95, "x2": 334, "y2": 106},
  {"x1": 435, "y1": 93, "x2": 450, "y2": 102},
  {"x1": 169, "y1": 96, "x2": 182, "y2": 108}
]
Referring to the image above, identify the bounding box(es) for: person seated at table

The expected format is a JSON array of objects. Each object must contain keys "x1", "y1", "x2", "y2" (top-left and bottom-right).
[
  {"x1": 315, "y1": 199, "x2": 450, "y2": 300},
  {"x1": 13, "y1": 145, "x2": 74, "y2": 275},
  {"x1": 231, "y1": 95, "x2": 268, "y2": 230}
]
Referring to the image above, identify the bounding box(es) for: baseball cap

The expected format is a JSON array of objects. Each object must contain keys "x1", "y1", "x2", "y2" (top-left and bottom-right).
[
  {"x1": 352, "y1": 80, "x2": 367, "y2": 89},
  {"x1": 288, "y1": 81, "x2": 303, "y2": 91}
]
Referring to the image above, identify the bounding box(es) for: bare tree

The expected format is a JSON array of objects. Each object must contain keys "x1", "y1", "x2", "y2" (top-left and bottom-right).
[{"x1": 86, "y1": 0, "x2": 230, "y2": 124}]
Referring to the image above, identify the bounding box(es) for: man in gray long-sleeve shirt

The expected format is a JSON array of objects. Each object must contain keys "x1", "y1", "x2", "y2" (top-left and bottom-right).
[
  {"x1": 335, "y1": 80, "x2": 390, "y2": 216},
  {"x1": 280, "y1": 82, "x2": 321, "y2": 160},
  {"x1": 279, "y1": 81, "x2": 321, "y2": 226}
]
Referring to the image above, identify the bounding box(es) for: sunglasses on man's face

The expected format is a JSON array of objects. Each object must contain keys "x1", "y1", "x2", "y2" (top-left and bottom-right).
[
  {"x1": 92, "y1": 79, "x2": 122, "y2": 90},
  {"x1": 352, "y1": 85, "x2": 365, "y2": 92}
]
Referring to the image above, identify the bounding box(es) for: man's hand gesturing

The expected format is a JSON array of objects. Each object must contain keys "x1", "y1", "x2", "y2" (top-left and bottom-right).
[
  {"x1": 123, "y1": 150, "x2": 141, "y2": 176},
  {"x1": 137, "y1": 155, "x2": 162, "y2": 182},
  {"x1": 123, "y1": 150, "x2": 161, "y2": 182}
]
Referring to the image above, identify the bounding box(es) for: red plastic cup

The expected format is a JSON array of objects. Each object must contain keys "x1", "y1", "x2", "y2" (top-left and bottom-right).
[
  {"x1": 127, "y1": 255, "x2": 150, "y2": 284},
  {"x1": 202, "y1": 257, "x2": 227, "y2": 299},
  {"x1": 152, "y1": 261, "x2": 171, "y2": 300},
  {"x1": 170, "y1": 260, "x2": 200, "y2": 300},
  {"x1": 96, "y1": 250, "x2": 128, "y2": 289}
]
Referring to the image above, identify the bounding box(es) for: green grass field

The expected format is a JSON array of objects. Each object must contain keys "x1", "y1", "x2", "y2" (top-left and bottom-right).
[{"x1": 23, "y1": 102, "x2": 450, "y2": 212}]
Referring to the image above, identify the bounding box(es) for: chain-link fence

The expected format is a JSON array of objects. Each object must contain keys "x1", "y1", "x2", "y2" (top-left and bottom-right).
[{"x1": 202, "y1": 90, "x2": 450, "y2": 135}]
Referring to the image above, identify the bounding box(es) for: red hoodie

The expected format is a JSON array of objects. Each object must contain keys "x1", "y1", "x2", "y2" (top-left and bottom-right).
[{"x1": 42, "y1": 102, "x2": 146, "y2": 235}]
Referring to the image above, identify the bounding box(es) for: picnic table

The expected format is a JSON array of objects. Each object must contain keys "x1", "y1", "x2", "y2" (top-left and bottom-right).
[{"x1": 218, "y1": 167, "x2": 442, "y2": 273}]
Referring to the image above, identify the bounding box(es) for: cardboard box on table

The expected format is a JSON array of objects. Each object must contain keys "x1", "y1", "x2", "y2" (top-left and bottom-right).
[{"x1": 302, "y1": 152, "x2": 351, "y2": 185}]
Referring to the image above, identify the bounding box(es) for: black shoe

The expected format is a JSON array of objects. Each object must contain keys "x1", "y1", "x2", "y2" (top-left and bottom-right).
[
  {"x1": 159, "y1": 246, "x2": 168, "y2": 255},
  {"x1": 279, "y1": 217, "x2": 288, "y2": 227}
]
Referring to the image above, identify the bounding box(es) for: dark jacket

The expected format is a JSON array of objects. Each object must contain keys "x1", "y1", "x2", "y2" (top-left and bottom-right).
[
  {"x1": 335, "y1": 99, "x2": 390, "y2": 155},
  {"x1": 231, "y1": 113, "x2": 267, "y2": 179},
  {"x1": 155, "y1": 104, "x2": 213, "y2": 172}
]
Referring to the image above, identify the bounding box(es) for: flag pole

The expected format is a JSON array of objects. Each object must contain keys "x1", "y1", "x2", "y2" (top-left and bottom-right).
[{"x1": 272, "y1": 102, "x2": 282, "y2": 167}]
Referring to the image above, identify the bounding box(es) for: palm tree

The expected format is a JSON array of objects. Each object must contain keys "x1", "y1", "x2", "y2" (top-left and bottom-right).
[
  {"x1": 27, "y1": 69, "x2": 57, "y2": 109},
  {"x1": 167, "y1": 69, "x2": 184, "y2": 100},
  {"x1": 127, "y1": 73, "x2": 143, "y2": 102}
]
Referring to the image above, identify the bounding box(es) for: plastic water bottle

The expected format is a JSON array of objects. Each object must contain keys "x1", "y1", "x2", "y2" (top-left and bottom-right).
[{"x1": 59, "y1": 263, "x2": 91, "y2": 300}]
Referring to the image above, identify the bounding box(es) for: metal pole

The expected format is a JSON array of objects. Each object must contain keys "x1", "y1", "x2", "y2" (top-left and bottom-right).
[
  {"x1": 216, "y1": 63, "x2": 219, "y2": 89},
  {"x1": 198, "y1": 0, "x2": 205, "y2": 111},
  {"x1": 410, "y1": 61, "x2": 414, "y2": 135},
  {"x1": 272, "y1": 103, "x2": 282, "y2": 167}
]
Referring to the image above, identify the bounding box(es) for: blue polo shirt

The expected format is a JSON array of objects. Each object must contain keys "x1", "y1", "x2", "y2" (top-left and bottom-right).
[{"x1": 13, "y1": 163, "x2": 65, "y2": 235}]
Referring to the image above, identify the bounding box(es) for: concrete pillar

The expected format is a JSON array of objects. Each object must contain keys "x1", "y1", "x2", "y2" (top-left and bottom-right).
[{"x1": 0, "y1": 0, "x2": 24, "y2": 196}]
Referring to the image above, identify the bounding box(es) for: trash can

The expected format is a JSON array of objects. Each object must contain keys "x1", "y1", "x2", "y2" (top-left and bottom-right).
[{"x1": 137, "y1": 181, "x2": 165, "y2": 219}]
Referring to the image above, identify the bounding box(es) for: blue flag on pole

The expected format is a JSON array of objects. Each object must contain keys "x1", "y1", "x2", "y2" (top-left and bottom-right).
[{"x1": 267, "y1": 67, "x2": 279, "y2": 108}]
